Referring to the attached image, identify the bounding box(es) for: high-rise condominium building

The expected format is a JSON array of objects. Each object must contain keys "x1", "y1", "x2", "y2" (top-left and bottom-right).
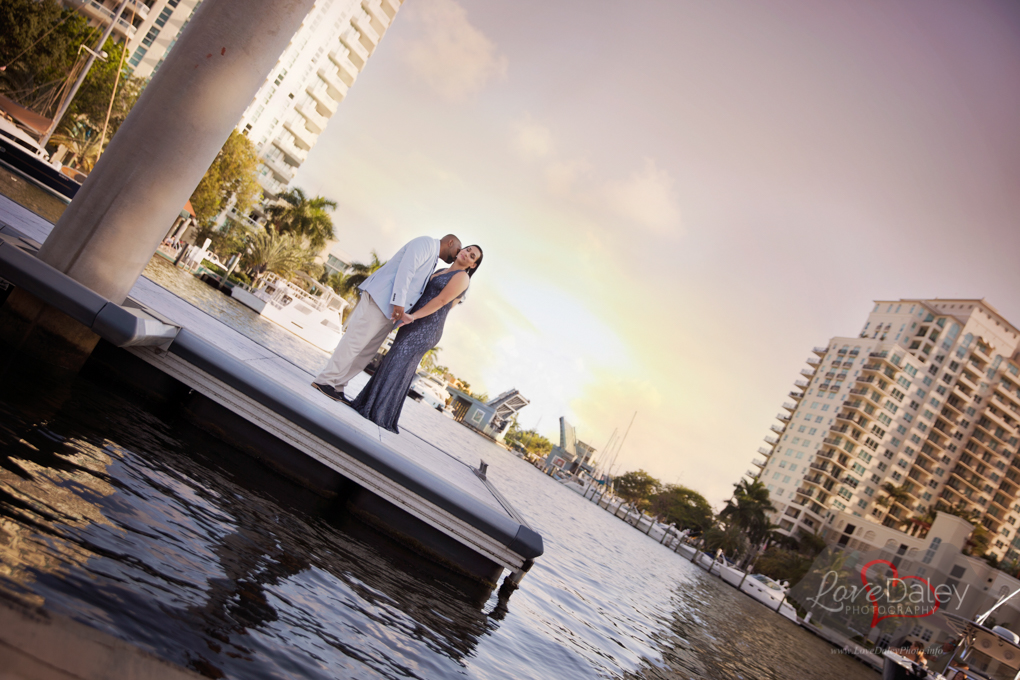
[
  {"x1": 66, "y1": 0, "x2": 402, "y2": 198},
  {"x1": 755, "y1": 299, "x2": 1020, "y2": 562},
  {"x1": 236, "y1": 0, "x2": 402, "y2": 197}
]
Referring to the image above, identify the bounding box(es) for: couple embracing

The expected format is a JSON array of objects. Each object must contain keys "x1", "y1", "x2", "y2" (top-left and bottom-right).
[{"x1": 312, "y1": 234, "x2": 483, "y2": 433}]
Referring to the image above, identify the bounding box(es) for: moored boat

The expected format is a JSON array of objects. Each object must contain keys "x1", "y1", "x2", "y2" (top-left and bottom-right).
[
  {"x1": 0, "y1": 114, "x2": 82, "y2": 202},
  {"x1": 232, "y1": 272, "x2": 347, "y2": 351}
]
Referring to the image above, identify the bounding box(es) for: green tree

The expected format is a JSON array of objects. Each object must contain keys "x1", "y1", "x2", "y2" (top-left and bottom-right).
[
  {"x1": 0, "y1": 0, "x2": 143, "y2": 148},
  {"x1": 719, "y1": 478, "x2": 775, "y2": 546},
  {"x1": 242, "y1": 229, "x2": 309, "y2": 285},
  {"x1": 648, "y1": 484, "x2": 713, "y2": 532},
  {"x1": 504, "y1": 422, "x2": 553, "y2": 458},
  {"x1": 703, "y1": 523, "x2": 747, "y2": 557},
  {"x1": 420, "y1": 347, "x2": 441, "y2": 373},
  {"x1": 266, "y1": 187, "x2": 337, "y2": 251},
  {"x1": 613, "y1": 470, "x2": 661, "y2": 506},
  {"x1": 59, "y1": 37, "x2": 142, "y2": 142},
  {"x1": 333, "y1": 251, "x2": 386, "y2": 322},
  {"x1": 189, "y1": 130, "x2": 261, "y2": 225},
  {"x1": 337, "y1": 251, "x2": 385, "y2": 296},
  {"x1": 201, "y1": 217, "x2": 251, "y2": 261}
]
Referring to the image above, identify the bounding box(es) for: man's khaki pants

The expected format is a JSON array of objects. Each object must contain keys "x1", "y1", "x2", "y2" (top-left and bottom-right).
[{"x1": 314, "y1": 293, "x2": 394, "y2": 394}]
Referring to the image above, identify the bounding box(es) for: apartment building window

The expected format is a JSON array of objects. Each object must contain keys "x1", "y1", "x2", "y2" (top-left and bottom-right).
[{"x1": 128, "y1": 47, "x2": 148, "y2": 67}]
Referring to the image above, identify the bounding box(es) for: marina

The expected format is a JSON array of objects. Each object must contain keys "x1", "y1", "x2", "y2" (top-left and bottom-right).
[{"x1": 0, "y1": 195, "x2": 542, "y2": 593}]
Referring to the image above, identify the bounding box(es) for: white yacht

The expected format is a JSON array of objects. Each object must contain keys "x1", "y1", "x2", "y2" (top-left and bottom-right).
[
  {"x1": 0, "y1": 112, "x2": 83, "y2": 201},
  {"x1": 232, "y1": 272, "x2": 347, "y2": 352}
]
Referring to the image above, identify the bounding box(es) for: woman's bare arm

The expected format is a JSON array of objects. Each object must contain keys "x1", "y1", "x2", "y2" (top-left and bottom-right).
[{"x1": 402, "y1": 271, "x2": 469, "y2": 322}]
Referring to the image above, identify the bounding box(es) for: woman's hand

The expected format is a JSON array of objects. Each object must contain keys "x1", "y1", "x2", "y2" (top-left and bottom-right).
[{"x1": 397, "y1": 312, "x2": 416, "y2": 327}]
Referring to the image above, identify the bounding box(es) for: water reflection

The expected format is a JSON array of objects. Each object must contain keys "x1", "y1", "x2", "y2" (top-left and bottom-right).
[
  {"x1": 0, "y1": 368, "x2": 493, "y2": 678},
  {"x1": 626, "y1": 574, "x2": 878, "y2": 679}
]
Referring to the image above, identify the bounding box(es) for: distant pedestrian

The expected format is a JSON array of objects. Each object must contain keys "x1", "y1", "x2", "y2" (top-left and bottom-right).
[{"x1": 311, "y1": 234, "x2": 461, "y2": 402}]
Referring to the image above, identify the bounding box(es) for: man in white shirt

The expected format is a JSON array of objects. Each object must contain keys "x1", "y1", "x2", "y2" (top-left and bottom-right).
[{"x1": 312, "y1": 234, "x2": 461, "y2": 402}]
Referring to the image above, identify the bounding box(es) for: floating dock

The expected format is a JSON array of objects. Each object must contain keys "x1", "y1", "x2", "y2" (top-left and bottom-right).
[{"x1": 0, "y1": 197, "x2": 542, "y2": 593}]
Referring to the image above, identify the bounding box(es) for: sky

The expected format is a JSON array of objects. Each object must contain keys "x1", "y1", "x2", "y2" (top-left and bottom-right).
[{"x1": 295, "y1": 0, "x2": 1020, "y2": 508}]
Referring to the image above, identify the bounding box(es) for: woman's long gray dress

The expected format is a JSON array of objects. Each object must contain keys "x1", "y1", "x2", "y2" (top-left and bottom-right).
[{"x1": 351, "y1": 269, "x2": 463, "y2": 433}]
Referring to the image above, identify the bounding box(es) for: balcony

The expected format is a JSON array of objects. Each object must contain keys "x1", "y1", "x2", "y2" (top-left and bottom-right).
[
  {"x1": 284, "y1": 119, "x2": 317, "y2": 150},
  {"x1": 777, "y1": 413, "x2": 791, "y2": 424},
  {"x1": 752, "y1": 458, "x2": 767, "y2": 468},
  {"x1": 362, "y1": 0, "x2": 391, "y2": 31},
  {"x1": 800, "y1": 368, "x2": 816, "y2": 379},
  {"x1": 262, "y1": 154, "x2": 296, "y2": 183},
  {"x1": 790, "y1": 391, "x2": 804, "y2": 401},
  {"x1": 764, "y1": 435, "x2": 778, "y2": 445},
  {"x1": 794, "y1": 379, "x2": 809, "y2": 389},
  {"x1": 381, "y1": 0, "x2": 401, "y2": 19},
  {"x1": 807, "y1": 356, "x2": 821, "y2": 366},
  {"x1": 770, "y1": 423, "x2": 785, "y2": 435},
  {"x1": 813, "y1": 346, "x2": 829, "y2": 356},
  {"x1": 757, "y1": 446, "x2": 773, "y2": 457},
  {"x1": 273, "y1": 137, "x2": 307, "y2": 164},
  {"x1": 306, "y1": 85, "x2": 339, "y2": 116},
  {"x1": 79, "y1": 1, "x2": 137, "y2": 37},
  {"x1": 329, "y1": 49, "x2": 360, "y2": 87},
  {"x1": 317, "y1": 67, "x2": 349, "y2": 102},
  {"x1": 296, "y1": 103, "x2": 329, "y2": 134},
  {"x1": 782, "y1": 401, "x2": 797, "y2": 411},
  {"x1": 353, "y1": 15, "x2": 380, "y2": 53},
  {"x1": 340, "y1": 28, "x2": 370, "y2": 68}
]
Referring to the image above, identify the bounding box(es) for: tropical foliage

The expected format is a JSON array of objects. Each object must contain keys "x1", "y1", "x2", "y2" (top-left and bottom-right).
[
  {"x1": 703, "y1": 523, "x2": 746, "y2": 556},
  {"x1": 504, "y1": 421, "x2": 553, "y2": 458},
  {"x1": 326, "y1": 250, "x2": 385, "y2": 322},
  {"x1": 613, "y1": 470, "x2": 662, "y2": 506},
  {"x1": 0, "y1": 0, "x2": 143, "y2": 155},
  {"x1": 719, "y1": 478, "x2": 775, "y2": 546},
  {"x1": 266, "y1": 188, "x2": 337, "y2": 251},
  {"x1": 242, "y1": 229, "x2": 311, "y2": 285},
  {"x1": 189, "y1": 130, "x2": 262, "y2": 225},
  {"x1": 647, "y1": 484, "x2": 714, "y2": 533}
]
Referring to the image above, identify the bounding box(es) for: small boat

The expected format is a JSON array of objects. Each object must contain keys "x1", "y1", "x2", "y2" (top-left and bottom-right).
[
  {"x1": 0, "y1": 114, "x2": 82, "y2": 201},
  {"x1": 408, "y1": 372, "x2": 450, "y2": 410},
  {"x1": 883, "y1": 593, "x2": 1020, "y2": 680},
  {"x1": 232, "y1": 272, "x2": 348, "y2": 351}
]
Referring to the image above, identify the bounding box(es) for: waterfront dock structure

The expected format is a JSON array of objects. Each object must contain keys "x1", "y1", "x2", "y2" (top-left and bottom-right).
[{"x1": 0, "y1": 196, "x2": 542, "y2": 592}]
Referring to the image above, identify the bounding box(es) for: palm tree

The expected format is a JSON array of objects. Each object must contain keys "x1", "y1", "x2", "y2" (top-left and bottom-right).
[
  {"x1": 720, "y1": 478, "x2": 775, "y2": 546},
  {"x1": 420, "y1": 347, "x2": 441, "y2": 373},
  {"x1": 337, "y1": 250, "x2": 385, "y2": 297},
  {"x1": 333, "y1": 251, "x2": 386, "y2": 322},
  {"x1": 50, "y1": 121, "x2": 101, "y2": 172},
  {"x1": 266, "y1": 188, "x2": 338, "y2": 250},
  {"x1": 242, "y1": 229, "x2": 309, "y2": 286},
  {"x1": 703, "y1": 523, "x2": 747, "y2": 557}
]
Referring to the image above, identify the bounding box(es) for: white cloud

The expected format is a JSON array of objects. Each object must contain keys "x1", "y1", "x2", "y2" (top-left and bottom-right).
[
  {"x1": 511, "y1": 114, "x2": 553, "y2": 159},
  {"x1": 603, "y1": 158, "x2": 683, "y2": 235},
  {"x1": 403, "y1": 0, "x2": 508, "y2": 101},
  {"x1": 544, "y1": 158, "x2": 591, "y2": 195}
]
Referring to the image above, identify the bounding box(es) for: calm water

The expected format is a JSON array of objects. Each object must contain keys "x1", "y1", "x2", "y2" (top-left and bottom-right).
[{"x1": 0, "y1": 264, "x2": 879, "y2": 679}]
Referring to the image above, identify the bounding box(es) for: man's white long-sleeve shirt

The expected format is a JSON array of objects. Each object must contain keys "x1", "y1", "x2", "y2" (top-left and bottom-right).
[{"x1": 358, "y1": 236, "x2": 440, "y2": 318}]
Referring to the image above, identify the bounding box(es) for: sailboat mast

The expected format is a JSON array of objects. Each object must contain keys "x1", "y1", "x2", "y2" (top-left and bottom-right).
[{"x1": 41, "y1": 0, "x2": 130, "y2": 147}]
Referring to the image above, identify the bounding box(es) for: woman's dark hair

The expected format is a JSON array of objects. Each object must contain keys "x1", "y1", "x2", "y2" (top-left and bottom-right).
[{"x1": 464, "y1": 245, "x2": 483, "y2": 277}]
